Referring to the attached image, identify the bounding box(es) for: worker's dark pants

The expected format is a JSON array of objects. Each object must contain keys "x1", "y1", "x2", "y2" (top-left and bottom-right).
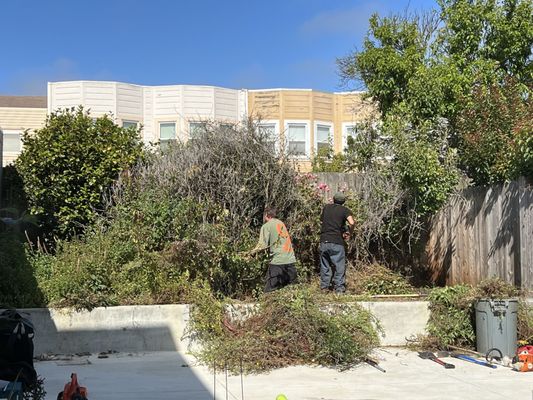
[
  {"x1": 264, "y1": 263, "x2": 297, "y2": 293},
  {"x1": 319, "y1": 242, "x2": 346, "y2": 293}
]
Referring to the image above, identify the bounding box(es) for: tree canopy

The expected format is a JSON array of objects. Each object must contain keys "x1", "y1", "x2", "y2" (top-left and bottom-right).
[{"x1": 337, "y1": 0, "x2": 533, "y2": 186}]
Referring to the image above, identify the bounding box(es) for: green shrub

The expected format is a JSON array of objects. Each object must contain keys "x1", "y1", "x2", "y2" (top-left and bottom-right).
[
  {"x1": 15, "y1": 107, "x2": 145, "y2": 239},
  {"x1": 0, "y1": 232, "x2": 45, "y2": 308},
  {"x1": 188, "y1": 285, "x2": 380, "y2": 373},
  {"x1": 425, "y1": 279, "x2": 526, "y2": 349},
  {"x1": 426, "y1": 285, "x2": 476, "y2": 348}
]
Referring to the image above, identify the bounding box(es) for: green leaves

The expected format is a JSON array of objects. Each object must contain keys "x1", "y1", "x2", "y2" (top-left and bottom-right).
[{"x1": 15, "y1": 107, "x2": 145, "y2": 239}]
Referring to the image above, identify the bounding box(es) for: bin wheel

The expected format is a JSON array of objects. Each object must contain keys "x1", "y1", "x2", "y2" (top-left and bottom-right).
[
  {"x1": 57, "y1": 391, "x2": 63, "y2": 400},
  {"x1": 485, "y1": 348, "x2": 503, "y2": 363}
]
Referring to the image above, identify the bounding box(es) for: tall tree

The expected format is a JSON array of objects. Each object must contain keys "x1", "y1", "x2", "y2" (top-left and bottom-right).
[{"x1": 338, "y1": 0, "x2": 533, "y2": 124}]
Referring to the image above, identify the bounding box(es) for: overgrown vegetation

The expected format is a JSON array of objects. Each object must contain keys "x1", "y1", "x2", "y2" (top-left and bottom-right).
[
  {"x1": 187, "y1": 285, "x2": 381, "y2": 373},
  {"x1": 348, "y1": 264, "x2": 415, "y2": 296},
  {"x1": 423, "y1": 278, "x2": 528, "y2": 349},
  {"x1": 26, "y1": 122, "x2": 324, "y2": 309},
  {"x1": 0, "y1": 230, "x2": 45, "y2": 308}
]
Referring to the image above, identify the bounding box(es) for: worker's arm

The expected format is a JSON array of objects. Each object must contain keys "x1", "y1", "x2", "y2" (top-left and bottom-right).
[
  {"x1": 343, "y1": 215, "x2": 356, "y2": 241},
  {"x1": 347, "y1": 215, "x2": 355, "y2": 234},
  {"x1": 246, "y1": 225, "x2": 269, "y2": 256}
]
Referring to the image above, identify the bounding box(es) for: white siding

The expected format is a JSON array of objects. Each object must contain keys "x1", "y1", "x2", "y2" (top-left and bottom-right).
[
  {"x1": 153, "y1": 86, "x2": 182, "y2": 116},
  {"x1": 0, "y1": 107, "x2": 47, "y2": 166},
  {"x1": 116, "y1": 83, "x2": 143, "y2": 118},
  {"x1": 48, "y1": 81, "x2": 83, "y2": 112},
  {"x1": 82, "y1": 81, "x2": 115, "y2": 116},
  {"x1": 142, "y1": 87, "x2": 155, "y2": 143},
  {"x1": 48, "y1": 81, "x2": 246, "y2": 143},
  {"x1": 214, "y1": 87, "x2": 239, "y2": 120},
  {"x1": 182, "y1": 86, "x2": 215, "y2": 118}
]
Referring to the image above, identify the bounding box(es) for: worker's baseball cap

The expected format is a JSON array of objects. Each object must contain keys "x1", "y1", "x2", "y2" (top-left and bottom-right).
[{"x1": 333, "y1": 192, "x2": 346, "y2": 204}]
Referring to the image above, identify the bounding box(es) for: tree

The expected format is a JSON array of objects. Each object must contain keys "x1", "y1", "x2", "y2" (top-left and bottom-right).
[
  {"x1": 458, "y1": 78, "x2": 533, "y2": 185},
  {"x1": 338, "y1": 0, "x2": 532, "y2": 189},
  {"x1": 338, "y1": 0, "x2": 533, "y2": 124},
  {"x1": 16, "y1": 107, "x2": 145, "y2": 239}
]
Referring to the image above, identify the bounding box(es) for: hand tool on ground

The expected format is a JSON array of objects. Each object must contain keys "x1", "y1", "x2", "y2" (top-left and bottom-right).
[
  {"x1": 438, "y1": 351, "x2": 497, "y2": 369},
  {"x1": 453, "y1": 354, "x2": 497, "y2": 369},
  {"x1": 365, "y1": 357, "x2": 386, "y2": 373},
  {"x1": 418, "y1": 352, "x2": 455, "y2": 369},
  {"x1": 447, "y1": 345, "x2": 511, "y2": 368}
]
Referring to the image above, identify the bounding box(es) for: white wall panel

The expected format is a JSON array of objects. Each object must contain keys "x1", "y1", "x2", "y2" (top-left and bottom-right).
[
  {"x1": 153, "y1": 87, "x2": 181, "y2": 116},
  {"x1": 117, "y1": 83, "x2": 143, "y2": 117}
]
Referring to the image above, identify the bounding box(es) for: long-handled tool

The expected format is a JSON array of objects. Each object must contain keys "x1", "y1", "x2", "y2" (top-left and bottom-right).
[
  {"x1": 452, "y1": 354, "x2": 497, "y2": 369},
  {"x1": 418, "y1": 352, "x2": 455, "y2": 369},
  {"x1": 438, "y1": 351, "x2": 497, "y2": 369}
]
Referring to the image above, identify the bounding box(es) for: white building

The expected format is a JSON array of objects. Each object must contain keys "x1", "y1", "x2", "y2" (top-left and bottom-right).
[{"x1": 48, "y1": 81, "x2": 248, "y2": 146}]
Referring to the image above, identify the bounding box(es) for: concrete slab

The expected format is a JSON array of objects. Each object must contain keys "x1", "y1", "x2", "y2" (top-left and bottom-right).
[{"x1": 22, "y1": 349, "x2": 533, "y2": 400}]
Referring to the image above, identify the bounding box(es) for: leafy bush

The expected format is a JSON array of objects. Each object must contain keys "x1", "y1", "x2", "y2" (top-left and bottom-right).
[
  {"x1": 187, "y1": 285, "x2": 381, "y2": 373},
  {"x1": 311, "y1": 144, "x2": 346, "y2": 173},
  {"x1": 15, "y1": 107, "x2": 145, "y2": 239},
  {"x1": 426, "y1": 285, "x2": 476, "y2": 348},
  {"x1": 425, "y1": 279, "x2": 526, "y2": 349}
]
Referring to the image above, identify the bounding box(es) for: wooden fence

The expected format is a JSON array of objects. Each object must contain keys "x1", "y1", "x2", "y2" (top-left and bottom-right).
[
  {"x1": 316, "y1": 173, "x2": 533, "y2": 290},
  {"x1": 425, "y1": 177, "x2": 533, "y2": 290}
]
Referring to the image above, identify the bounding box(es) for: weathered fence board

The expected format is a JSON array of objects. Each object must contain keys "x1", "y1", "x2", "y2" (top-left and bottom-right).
[{"x1": 426, "y1": 177, "x2": 533, "y2": 291}]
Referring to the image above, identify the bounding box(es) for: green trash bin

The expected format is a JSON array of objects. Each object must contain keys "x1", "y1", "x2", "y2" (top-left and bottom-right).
[{"x1": 475, "y1": 298, "x2": 518, "y2": 358}]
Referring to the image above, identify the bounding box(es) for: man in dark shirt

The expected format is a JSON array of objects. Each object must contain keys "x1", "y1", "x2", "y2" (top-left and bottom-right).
[{"x1": 319, "y1": 192, "x2": 355, "y2": 293}]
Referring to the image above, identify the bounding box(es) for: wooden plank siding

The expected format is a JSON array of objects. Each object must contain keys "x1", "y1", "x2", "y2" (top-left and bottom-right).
[
  {"x1": 248, "y1": 90, "x2": 375, "y2": 171},
  {"x1": 0, "y1": 107, "x2": 47, "y2": 166},
  {"x1": 425, "y1": 178, "x2": 533, "y2": 291}
]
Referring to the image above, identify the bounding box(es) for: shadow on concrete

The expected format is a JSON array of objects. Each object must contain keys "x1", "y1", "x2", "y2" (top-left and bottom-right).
[{"x1": 3, "y1": 308, "x2": 215, "y2": 400}]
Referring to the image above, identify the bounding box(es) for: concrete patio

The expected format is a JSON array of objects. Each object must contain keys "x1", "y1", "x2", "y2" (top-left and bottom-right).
[{"x1": 30, "y1": 349, "x2": 532, "y2": 400}]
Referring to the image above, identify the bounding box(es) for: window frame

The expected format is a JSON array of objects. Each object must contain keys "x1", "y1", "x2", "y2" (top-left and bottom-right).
[
  {"x1": 342, "y1": 122, "x2": 364, "y2": 151},
  {"x1": 313, "y1": 121, "x2": 334, "y2": 155},
  {"x1": 1, "y1": 129, "x2": 22, "y2": 153},
  {"x1": 284, "y1": 120, "x2": 310, "y2": 159},
  {"x1": 122, "y1": 120, "x2": 139, "y2": 129},
  {"x1": 188, "y1": 121, "x2": 208, "y2": 140},
  {"x1": 158, "y1": 121, "x2": 177, "y2": 149},
  {"x1": 257, "y1": 120, "x2": 280, "y2": 153}
]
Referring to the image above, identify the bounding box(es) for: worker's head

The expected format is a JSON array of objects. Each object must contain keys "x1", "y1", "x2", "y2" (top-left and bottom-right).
[
  {"x1": 333, "y1": 192, "x2": 346, "y2": 205},
  {"x1": 263, "y1": 207, "x2": 277, "y2": 222}
]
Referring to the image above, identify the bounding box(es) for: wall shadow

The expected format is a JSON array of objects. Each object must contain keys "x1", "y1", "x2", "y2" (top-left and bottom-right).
[{"x1": 1, "y1": 308, "x2": 214, "y2": 400}]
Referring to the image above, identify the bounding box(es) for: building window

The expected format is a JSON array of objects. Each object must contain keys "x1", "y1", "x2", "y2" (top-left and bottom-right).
[
  {"x1": 122, "y1": 120, "x2": 138, "y2": 129},
  {"x1": 287, "y1": 123, "x2": 308, "y2": 157},
  {"x1": 2, "y1": 131, "x2": 21, "y2": 153},
  {"x1": 315, "y1": 124, "x2": 332, "y2": 153},
  {"x1": 189, "y1": 122, "x2": 207, "y2": 140},
  {"x1": 343, "y1": 123, "x2": 362, "y2": 151},
  {"x1": 258, "y1": 123, "x2": 277, "y2": 153},
  {"x1": 159, "y1": 122, "x2": 176, "y2": 150}
]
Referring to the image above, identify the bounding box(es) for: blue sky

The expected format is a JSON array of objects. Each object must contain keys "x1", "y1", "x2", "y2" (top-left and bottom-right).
[{"x1": 0, "y1": 0, "x2": 436, "y2": 95}]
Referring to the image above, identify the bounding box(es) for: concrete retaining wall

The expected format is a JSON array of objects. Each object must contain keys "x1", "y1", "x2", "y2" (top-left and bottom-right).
[
  {"x1": 15, "y1": 302, "x2": 429, "y2": 355},
  {"x1": 18, "y1": 305, "x2": 190, "y2": 355}
]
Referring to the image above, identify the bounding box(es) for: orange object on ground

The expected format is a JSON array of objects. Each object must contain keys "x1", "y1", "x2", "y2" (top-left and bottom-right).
[
  {"x1": 514, "y1": 345, "x2": 533, "y2": 372},
  {"x1": 57, "y1": 373, "x2": 88, "y2": 400}
]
